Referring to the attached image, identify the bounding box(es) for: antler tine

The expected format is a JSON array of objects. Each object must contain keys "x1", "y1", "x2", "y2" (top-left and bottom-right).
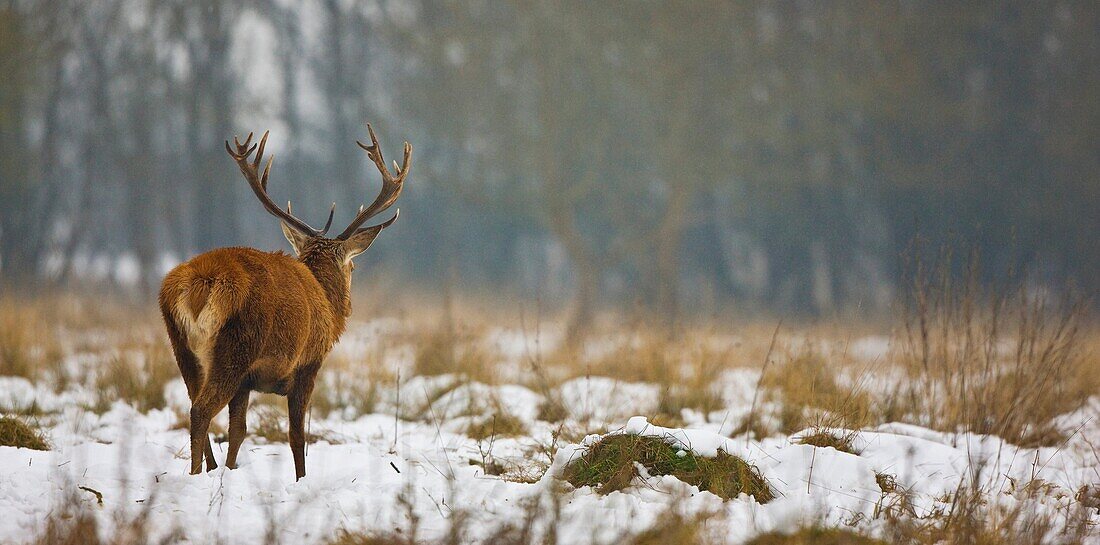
[
  {"x1": 337, "y1": 123, "x2": 411, "y2": 240},
  {"x1": 227, "y1": 130, "x2": 328, "y2": 237},
  {"x1": 321, "y1": 202, "x2": 336, "y2": 235},
  {"x1": 254, "y1": 131, "x2": 268, "y2": 169}
]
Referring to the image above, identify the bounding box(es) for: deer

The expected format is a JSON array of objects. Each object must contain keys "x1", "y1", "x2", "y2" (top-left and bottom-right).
[{"x1": 159, "y1": 124, "x2": 410, "y2": 480}]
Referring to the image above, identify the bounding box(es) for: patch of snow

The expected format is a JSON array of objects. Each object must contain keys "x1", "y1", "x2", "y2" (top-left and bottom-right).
[{"x1": 557, "y1": 377, "x2": 660, "y2": 423}]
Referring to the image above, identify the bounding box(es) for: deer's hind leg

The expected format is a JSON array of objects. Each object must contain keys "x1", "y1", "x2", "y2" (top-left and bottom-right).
[
  {"x1": 161, "y1": 307, "x2": 218, "y2": 471},
  {"x1": 288, "y1": 363, "x2": 320, "y2": 481},
  {"x1": 188, "y1": 322, "x2": 254, "y2": 475},
  {"x1": 225, "y1": 386, "x2": 250, "y2": 469}
]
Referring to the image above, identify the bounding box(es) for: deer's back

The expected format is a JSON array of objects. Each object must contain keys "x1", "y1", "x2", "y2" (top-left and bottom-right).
[{"x1": 159, "y1": 247, "x2": 336, "y2": 374}]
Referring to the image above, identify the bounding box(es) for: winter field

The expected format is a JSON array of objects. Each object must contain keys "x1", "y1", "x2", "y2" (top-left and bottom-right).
[{"x1": 1, "y1": 292, "x2": 1098, "y2": 545}]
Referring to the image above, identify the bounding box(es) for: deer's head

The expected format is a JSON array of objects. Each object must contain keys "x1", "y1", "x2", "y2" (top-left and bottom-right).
[{"x1": 225, "y1": 125, "x2": 411, "y2": 292}]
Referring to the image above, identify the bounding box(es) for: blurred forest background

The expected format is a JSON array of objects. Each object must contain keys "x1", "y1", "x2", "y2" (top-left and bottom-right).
[{"x1": 1, "y1": 1, "x2": 1097, "y2": 326}]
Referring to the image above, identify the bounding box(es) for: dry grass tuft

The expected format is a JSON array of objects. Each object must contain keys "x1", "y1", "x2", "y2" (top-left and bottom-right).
[
  {"x1": 746, "y1": 528, "x2": 886, "y2": 545},
  {"x1": 891, "y1": 246, "x2": 1098, "y2": 446},
  {"x1": 93, "y1": 340, "x2": 177, "y2": 413},
  {"x1": 535, "y1": 397, "x2": 568, "y2": 423},
  {"x1": 312, "y1": 351, "x2": 391, "y2": 418},
  {"x1": 882, "y1": 483, "x2": 1094, "y2": 545},
  {"x1": 795, "y1": 429, "x2": 858, "y2": 454},
  {"x1": 32, "y1": 510, "x2": 103, "y2": 545},
  {"x1": 29, "y1": 484, "x2": 181, "y2": 545},
  {"x1": 411, "y1": 323, "x2": 494, "y2": 383},
  {"x1": 0, "y1": 296, "x2": 63, "y2": 381},
  {"x1": 624, "y1": 510, "x2": 714, "y2": 545},
  {"x1": 465, "y1": 411, "x2": 527, "y2": 441},
  {"x1": 655, "y1": 345, "x2": 728, "y2": 422},
  {"x1": 233, "y1": 401, "x2": 337, "y2": 445},
  {"x1": 562, "y1": 434, "x2": 773, "y2": 502},
  {"x1": 324, "y1": 529, "x2": 409, "y2": 545},
  {"x1": 875, "y1": 472, "x2": 899, "y2": 494},
  {"x1": 768, "y1": 351, "x2": 874, "y2": 431},
  {"x1": 0, "y1": 415, "x2": 49, "y2": 450},
  {"x1": 556, "y1": 329, "x2": 732, "y2": 426},
  {"x1": 736, "y1": 348, "x2": 874, "y2": 437},
  {"x1": 1077, "y1": 484, "x2": 1100, "y2": 512}
]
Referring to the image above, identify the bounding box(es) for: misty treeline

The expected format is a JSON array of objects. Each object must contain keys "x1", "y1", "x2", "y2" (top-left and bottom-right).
[{"x1": 1, "y1": 1, "x2": 1097, "y2": 327}]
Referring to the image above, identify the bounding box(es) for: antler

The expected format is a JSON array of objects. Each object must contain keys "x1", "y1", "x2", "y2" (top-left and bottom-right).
[
  {"x1": 226, "y1": 131, "x2": 335, "y2": 237},
  {"x1": 334, "y1": 123, "x2": 412, "y2": 240}
]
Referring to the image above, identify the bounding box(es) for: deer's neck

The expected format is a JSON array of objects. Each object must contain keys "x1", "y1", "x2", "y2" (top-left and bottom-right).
[{"x1": 299, "y1": 254, "x2": 351, "y2": 328}]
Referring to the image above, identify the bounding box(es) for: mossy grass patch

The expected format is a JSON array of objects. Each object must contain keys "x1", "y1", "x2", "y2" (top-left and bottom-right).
[
  {"x1": 0, "y1": 415, "x2": 49, "y2": 450},
  {"x1": 562, "y1": 434, "x2": 773, "y2": 502}
]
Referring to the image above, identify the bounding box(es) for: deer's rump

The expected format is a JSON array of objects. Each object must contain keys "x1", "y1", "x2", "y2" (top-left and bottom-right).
[{"x1": 159, "y1": 247, "x2": 329, "y2": 373}]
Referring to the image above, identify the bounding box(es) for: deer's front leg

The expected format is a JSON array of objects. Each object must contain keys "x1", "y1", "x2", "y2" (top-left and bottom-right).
[{"x1": 287, "y1": 365, "x2": 319, "y2": 481}]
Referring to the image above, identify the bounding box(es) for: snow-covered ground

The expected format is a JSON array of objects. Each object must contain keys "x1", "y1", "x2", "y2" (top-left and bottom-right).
[{"x1": 1, "y1": 321, "x2": 1098, "y2": 544}]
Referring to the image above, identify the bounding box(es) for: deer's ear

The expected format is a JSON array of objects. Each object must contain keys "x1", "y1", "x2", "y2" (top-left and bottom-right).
[
  {"x1": 341, "y1": 225, "x2": 383, "y2": 263},
  {"x1": 342, "y1": 210, "x2": 399, "y2": 262},
  {"x1": 281, "y1": 222, "x2": 310, "y2": 255}
]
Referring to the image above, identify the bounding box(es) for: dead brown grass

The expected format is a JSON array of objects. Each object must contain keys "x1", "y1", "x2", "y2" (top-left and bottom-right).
[
  {"x1": 882, "y1": 483, "x2": 1094, "y2": 545},
  {"x1": 325, "y1": 531, "x2": 409, "y2": 545},
  {"x1": 891, "y1": 247, "x2": 1098, "y2": 446},
  {"x1": 465, "y1": 411, "x2": 527, "y2": 441},
  {"x1": 746, "y1": 528, "x2": 886, "y2": 545},
  {"x1": 0, "y1": 296, "x2": 63, "y2": 381},
  {"x1": 311, "y1": 350, "x2": 392, "y2": 418},
  {"x1": 795, "y1": 429, "x2": 859, "y2": 454},
  {"x1": 623, "y1": 510, "x2": 715, "y2": 545},
  {"x1": 409, "y1": 322, "x2": 495, "y2": 383},
  {"x1": 736, "y1": 347, "x2": 875, "y2": 437},
  {"x1": 93, "y1": 339, "x2": 177, "y2": 413},
  {"x1": 29, "y1": 484, "x2": 182, "y2": 545},
  {"x1": 0, "y1": 415, "x2": 49, "y2": 449}
]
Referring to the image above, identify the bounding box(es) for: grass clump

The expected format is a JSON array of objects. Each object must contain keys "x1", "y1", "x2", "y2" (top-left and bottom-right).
[
  {"x1": 893, "y1": 244, "x2": 1098, "y2": 446},
  {"x1": 0, "y1": 297, "x2": 62, "y2": 381},
  {"x1": 562, "y1": 434, "x2": 773, "y2": 502},
  {"x1": 238, "y1": 402, "x2": 337, "y2": 444},
  {"x1": 876, "y1": 472, "x2": 899, "y2": 494},
  {"x1": 536, "y1": 396, "x2": 568, "y2": 422},
  {"x1": 624, "y1": 510, "x2": 713, "y2": 545},
  {"x1": 93, "y1": 341, "x2": 177, "y2": 413},
  {"x1": 746, "y1": 528, "x2": 886, "y2": 545},
  {"x1": 882, "y1": 484, "x2": 1094, "y2": 545},
  {"x1": 412, "y1": 324, "x2": 494, "y2": 383},
  {"x1": 735, "y1": 349, "x2": 873, "y2": 438},
  {"x1": 312, "y1": 351, "x2": 390, "y2": 419},
  {"x1": 325, "y1": 530, "x2": 407, "y2": 545},
  {"x1": 766, "y1": 352, "x2": 874, "y2": 433},
  {"x1": 795, "y1": 429, "x2": 858, "y2": 454},
  {"x1": 465, "y1": 411, "x2": 527, "y2": 441},
  {"x1": 0, "y1": 415, "x2": 49, "y2": 450}
]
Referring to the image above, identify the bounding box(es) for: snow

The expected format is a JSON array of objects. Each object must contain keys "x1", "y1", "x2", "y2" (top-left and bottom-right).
[
  {"x1": 849, "y1": 335, "x2": 891, "y2": 361},
  {"x1": 557, "y1": 377, "x2": 661, "y2": 423},
  {"x1": 1, "y1": 328, "x2": 1098, "y2": 544}
]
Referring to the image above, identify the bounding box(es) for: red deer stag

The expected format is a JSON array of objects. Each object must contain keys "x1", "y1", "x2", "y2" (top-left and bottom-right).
[{"x1": 159, "y1": 124, "x2": 410, "y2": 480}]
